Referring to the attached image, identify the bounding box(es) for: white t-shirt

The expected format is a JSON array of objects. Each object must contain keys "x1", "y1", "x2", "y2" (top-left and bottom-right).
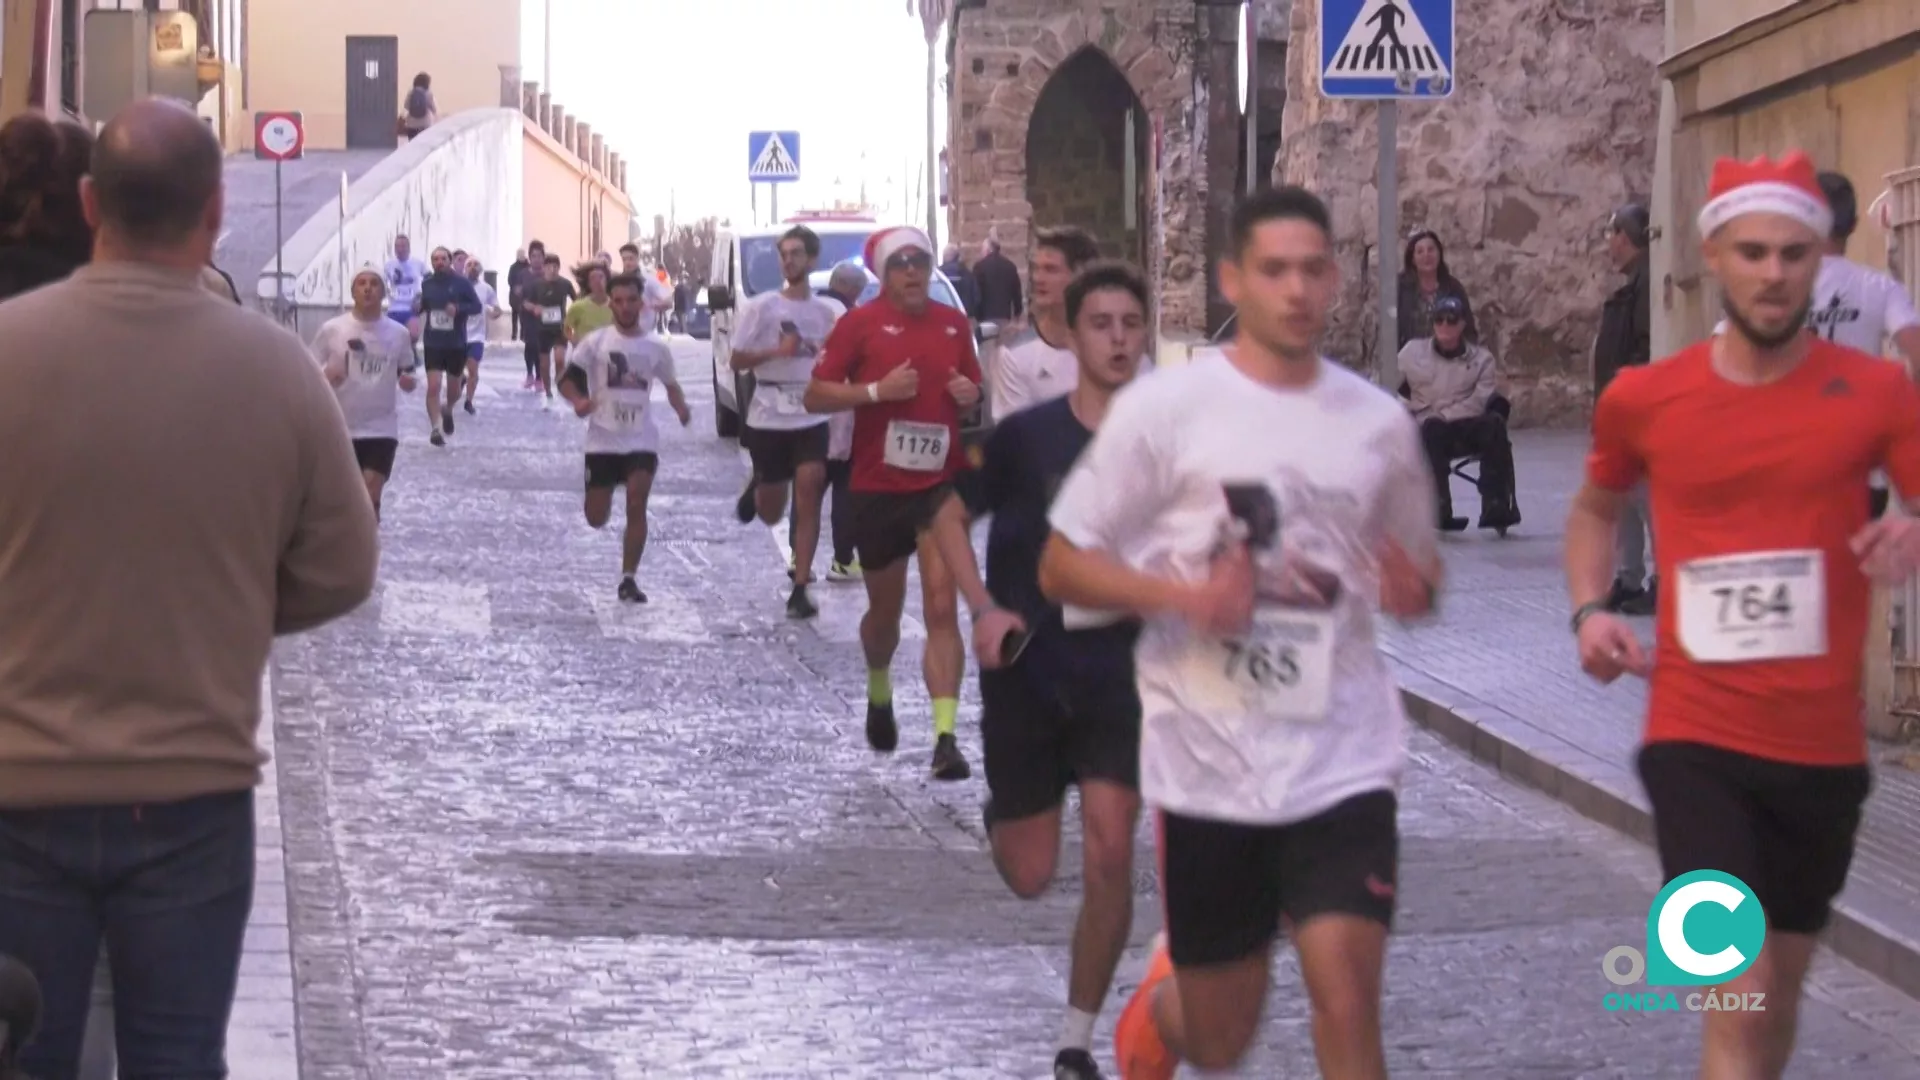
[
  {"x1": 383, "y1": 256, "x2": 427, "y2": 312},
  {"x1": 1048, "y1": 353, "x2": 1436, "y2": 826},
  {"x1": 991, "y1": 326, "x2": 1079, "y2": 420},
  {"x1": 312, "y1": 313, "x2": 416, "y2": 440},
  {"x1": 466, "y1": 280, "x2": 496, "y2": 344},
  {"x1": 734, "y1": 290, "x2": 838, "y2": 432},
  {"x1": 819, "y1": 294, "x2": 855, "y2": 459},
  {"x1": 638, "y1": 276, "x2": 674, "y2": 334},
  {"x1": 567, "y1": 326, "x2": 678, "y2": 455},
  {"x1": 1808, "y1": 255, "x2": 1920, "y2": 354}
]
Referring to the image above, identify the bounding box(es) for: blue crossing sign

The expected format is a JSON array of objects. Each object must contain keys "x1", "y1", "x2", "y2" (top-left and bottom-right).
[
  {"x1": 747, "y1": 131, "x2": 801, "y2": 184},
  {"x1": 1319, "y1": 0, "x2": 1453, "y2": 99}
]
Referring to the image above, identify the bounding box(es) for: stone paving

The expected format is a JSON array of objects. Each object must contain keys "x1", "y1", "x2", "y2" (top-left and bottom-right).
[
  {"x1": 253, "y1": 343, "x2": 1920, "y2": 1077},
  {"x1": 1388, "y1": 430, "x2": 1920, "y2": 998}
]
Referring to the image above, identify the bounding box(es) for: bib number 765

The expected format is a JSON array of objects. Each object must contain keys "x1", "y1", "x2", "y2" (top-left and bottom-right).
[{"x1": 1223, "y1": 639, "x2": 1301, "y2": 689}]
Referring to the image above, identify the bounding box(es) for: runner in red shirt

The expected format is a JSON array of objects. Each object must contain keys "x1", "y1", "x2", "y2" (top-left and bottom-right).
[
  {"x1": 805, "y1": 226, "x2": 983, "y2": 781},
  {"x1": 1567, "y1": 151, "x2": 1920, "y2": 1078}
]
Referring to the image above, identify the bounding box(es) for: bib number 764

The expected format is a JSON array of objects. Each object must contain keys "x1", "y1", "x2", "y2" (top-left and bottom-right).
[{"x1": 1712, "y1": 583, "x2": 1791, "y2": 624}]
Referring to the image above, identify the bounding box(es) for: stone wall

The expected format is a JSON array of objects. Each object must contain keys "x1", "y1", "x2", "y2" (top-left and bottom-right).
[
  {"x1": 947, "y1": 0, "x2": 1209, "y2": 334},
  {"x1": 1277, "y1": 0, "x2": 1663, "y2": 426}
]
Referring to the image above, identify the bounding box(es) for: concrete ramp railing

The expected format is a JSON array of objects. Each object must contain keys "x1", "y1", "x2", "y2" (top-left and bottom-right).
[{"x1": 256, "y1": 107, "x2": 525, "y2": 341}]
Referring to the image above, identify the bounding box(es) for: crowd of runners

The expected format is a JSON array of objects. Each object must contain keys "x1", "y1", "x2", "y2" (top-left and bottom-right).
[{"x1": 295, "y1": 150, "x2": 1920, "y2": 1080}]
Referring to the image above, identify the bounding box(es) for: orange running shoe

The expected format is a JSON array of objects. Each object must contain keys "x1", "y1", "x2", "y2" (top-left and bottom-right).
[{"x1": 1114, "y1": 933, "x2": 1178, "y2": 1080}]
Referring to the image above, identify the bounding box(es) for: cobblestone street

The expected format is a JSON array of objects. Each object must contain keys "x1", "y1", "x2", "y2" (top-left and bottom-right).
[{"x1": 260, "y1": 342, "x2": 1920, "y2": 1078}]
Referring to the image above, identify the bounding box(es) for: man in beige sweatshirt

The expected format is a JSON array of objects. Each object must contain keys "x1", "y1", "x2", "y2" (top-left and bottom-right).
[{"x1": 0, "y1": 97, "x2": 378, "y2": 1078}]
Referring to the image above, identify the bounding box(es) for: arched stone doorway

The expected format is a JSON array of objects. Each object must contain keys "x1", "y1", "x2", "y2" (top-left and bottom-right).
[{"x1": 1024, "y1": 47, "x2": 1149, "y2": 270}]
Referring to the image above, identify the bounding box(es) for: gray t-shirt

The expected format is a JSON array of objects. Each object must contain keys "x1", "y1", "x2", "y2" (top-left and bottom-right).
[
  {"x1": 734, "y1": 290, "x2": 839, "y2": 432},
  {"x1": 567, "y1": 327, "x2": 678, "y2": 454}
]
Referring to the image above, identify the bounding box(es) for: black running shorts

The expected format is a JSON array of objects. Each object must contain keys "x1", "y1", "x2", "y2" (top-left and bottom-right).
[
  {"x1": 1636, "y1": 740, "x2": 1869, "y2": 935},
  {"x1": 843, "y1": 483, "x2": 953, "y2": 572},
  {"x1": 744, "y1": 424, "x2": 829, "y2": 485},
  {"x1": 1159, "y1": 789, "x2": 1399, "y2": 967},
  {"x1": 980, "y1": 662, "x2": 1140, "y2": 823},
  {"x1": 423, "y1": 345, "x2": 467, "y2": 376},
  {"x1": 351, "y1": 437, "x2": 398, "y2": 479},
  {"x1": 584, "y1": 452, "x2": 659, "y2": 491}
]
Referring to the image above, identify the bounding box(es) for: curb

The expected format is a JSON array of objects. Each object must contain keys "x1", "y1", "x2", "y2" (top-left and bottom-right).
[{"x1": 1390, "y1": 664, "x2": 1920, "y2": 1001}]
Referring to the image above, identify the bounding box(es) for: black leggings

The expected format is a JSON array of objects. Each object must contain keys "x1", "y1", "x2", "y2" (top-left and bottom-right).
[
  {"x1": 787, "y1": 458, "x2": 855, "y2": 565},
  {"x1": 523, "y1": 334, "x2": 540, "y2": 378}
]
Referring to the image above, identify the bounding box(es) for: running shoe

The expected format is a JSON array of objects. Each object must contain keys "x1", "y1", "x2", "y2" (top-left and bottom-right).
[
  {"x1": 1114, "y1": 934, "x2": 1177, "y2": 1080},
  {"x1": 463, "y1": 399, "x2": 476, "y2": 416},
  {"x1": 1054, "y1": 1048, "x2": 1105, "y2": 1080},
  {"x1": 617, "y1": 578, "x2": 647, "y2": 604},
  {"x1": 429, "y1": 429, "x2": 445, "y2": 447},
  {"x1": 865, "y1": 701, "x2": 898, "y2": 752},
  {"x1": 735, "y1": 479, "x2": 757, "y2": 524},
  {"x1": 786, "y1": 583, "x2": 817, "y2": 620},
  {"x1": 442, "y1": 410, "x2": 454, "y2": 436},
  {"x1": 931, "y1": 733, "x2": 971, "y2": 781},
  {"x1": 827, "y1": 559, "x2": 861, "y2": 583}
]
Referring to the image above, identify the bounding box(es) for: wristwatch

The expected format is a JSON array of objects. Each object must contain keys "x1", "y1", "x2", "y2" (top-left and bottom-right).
[{"x1": 1570, "y1": 599, "x2": 1607, "y2": 634}]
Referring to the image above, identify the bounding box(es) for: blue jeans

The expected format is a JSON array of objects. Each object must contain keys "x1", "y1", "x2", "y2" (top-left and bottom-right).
[{"x1": 0, "y1": 790, "x2": 255, "y2": 1080}]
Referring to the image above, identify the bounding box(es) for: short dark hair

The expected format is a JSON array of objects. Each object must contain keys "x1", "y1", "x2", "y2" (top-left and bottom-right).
[
  {"x1": 1229, "y1": 186, "x2": 1333, "y2": 259},
  {"x1": 452, "y1": 248, "x2": 467, "y2": 260},
  {"x1": 529, "y1": 239, "x2": 545, "y2": 252},
  {"x1": 0, "y1": 111, "x2": 94, "y2": 264},
  {"x1": 543, "y1": 254, "x2": 561, "y2": 266},
  {"x1": 1065, "y1": 260, "x2": 1149, "y2": 327},
  {"x1": 1817, "y1": 171, "x2": 1858, "y2": 241},
  {"x1": 781, "y1": 225, "x2": 821, "y2": 259},
  {"x1": 619, "y1": 242, "x2": 639, "y2": 256},
  {"x1": 1034, "y1": 226, "x2": 1100, "y2": 271},
  {"x1": 608, "y1": 272, "x2": 643, "y2": 294},
  {"x1": 89, "y1": 102, "x2": 223, "y2": 247}
]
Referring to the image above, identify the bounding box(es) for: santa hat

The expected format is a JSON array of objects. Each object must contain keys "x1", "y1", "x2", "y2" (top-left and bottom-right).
[
  {"x1": 1696, "y1": 152, "x2": 1832, "y2": 238},
  {"x1": 865, "y1": 225, "x2": 934, "y2": 271}
]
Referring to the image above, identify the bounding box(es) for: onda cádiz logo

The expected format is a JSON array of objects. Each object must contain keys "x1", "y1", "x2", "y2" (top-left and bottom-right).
[{"x1": 1600, "y1": 871, "x2": 1768, "y2": 1014}]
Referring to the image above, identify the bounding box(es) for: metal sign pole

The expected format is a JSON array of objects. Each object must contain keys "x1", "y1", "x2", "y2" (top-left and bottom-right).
[
  {"x1": 1244, "y1": 2, "x2": 1257, "y2": 194},
  {"x1": 771, "y1": 183, "x2": 779, "y2": 224},
  {"x1": 1376, "y1": 99, "x2": 1399, "y2": 390},
  {"x1": 338, "y1": 171, "x2": 347, "y2": 310},
  {"x1": 274, "y1": 157, "x2": 285, "y2": 310}
]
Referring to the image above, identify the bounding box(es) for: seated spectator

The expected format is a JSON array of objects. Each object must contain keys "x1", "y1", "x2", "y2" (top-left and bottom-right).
[{"x1": 1400, "y1": 295, "x2": 1519, "y2": 532}]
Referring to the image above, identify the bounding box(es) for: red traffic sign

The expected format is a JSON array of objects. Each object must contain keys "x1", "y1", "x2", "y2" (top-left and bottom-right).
[{"x1": 254, "y1": 111, "x2": 305, "y2": 161}]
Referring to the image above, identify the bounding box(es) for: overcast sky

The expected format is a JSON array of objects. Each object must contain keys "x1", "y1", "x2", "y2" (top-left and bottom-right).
[{"x1": 521, "y1": 0, "x2": 949, "y2": 231}]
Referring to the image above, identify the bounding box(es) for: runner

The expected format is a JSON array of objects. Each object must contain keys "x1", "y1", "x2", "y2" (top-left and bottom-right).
[
  {"x1": 313, "y1": 269, "x2": 418, "y2": 519},
  {"x1": 729, "y1": 225, "x2": 837, "y2": 619},
  {"x1": 641, "y1": 263, "x2": 675, "y2": 337},
  {"x1": 567, "y1": 262, "x2": 616, "y2": 349},
  {"x1": 383, "y1": 233, "x2": 427, "y2": 333},
  {"x1": 522, "y1": 253, "x2": 577, "y2": 408},
  {"x1": 519, "y1": 240, "x2": 548, "y2": 389},
  {"x1": 415, "y1": 246, "x2": 481, "y2": 446},
  {"x1": 926, "y1": 259, "x2": 1151, "y2": 1080},
  {"x1": 819, "y1": 259, "x2": 869, "y2": 582},
  {"x1": 805, "y1": 225, "x2": 982, "y2": 781},
  {"x1": 619, "y1": 243, "x2": 642, "y2": 276},
  {"x1": 461, "y1": 254, "x2": 504, "y2": 416},
  {"x1": 1039, "y1": 186, "x2": 1441, "y2": 1079},
  {"x1": 558, "y1": 273, "x2": 693, "y2": 602},
  {"x1": 1567, "y1": 151, "x2": 1920, "y2": 1080},
  {"x1": 989, "y1": 226, "x2": 1099, "y2": 421}
]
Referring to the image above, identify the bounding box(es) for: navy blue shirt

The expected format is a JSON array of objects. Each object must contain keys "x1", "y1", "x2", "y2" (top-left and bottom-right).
[
  {"x1": 417, "y1": 270, "x2": 482, "y2": 350},
  {"x1": 959, "y1": 395, "x2": 1138, "y2": 682}
]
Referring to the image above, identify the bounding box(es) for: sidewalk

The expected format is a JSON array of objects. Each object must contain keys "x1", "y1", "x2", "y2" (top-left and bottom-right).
[
  {"x1": 226, "y1": 672, "x2": 298, "y2": 1078},
  {"x1": 1395, "y1": 429, "x2": 1920, "y2": 998}
]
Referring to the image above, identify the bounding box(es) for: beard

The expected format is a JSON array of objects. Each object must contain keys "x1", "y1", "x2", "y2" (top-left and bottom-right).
[{"x1": 1721, "y1": 294, "x2": 1810, "y2": 351}]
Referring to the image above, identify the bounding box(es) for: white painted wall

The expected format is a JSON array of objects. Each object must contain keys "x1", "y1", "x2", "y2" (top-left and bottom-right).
[{"x1": 260, "y1": 107, "x2": 525, "y2": 308}]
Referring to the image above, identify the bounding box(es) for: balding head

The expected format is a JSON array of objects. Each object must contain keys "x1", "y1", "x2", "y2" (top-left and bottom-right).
[
  {"x1": 827, "y1": 260, "x2": 868, "y2": 303},
  {"x1": 83, "y1": 97, "x2": 222, "y2": 262}
]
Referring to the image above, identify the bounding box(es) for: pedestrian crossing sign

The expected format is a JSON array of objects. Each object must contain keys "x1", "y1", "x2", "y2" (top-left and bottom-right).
[
  {"x1": 748, "y1": 131, "x2": 802, "y2": 184},
  {"x1": 1319, "y1": 0, "x2": 1454, "y2": 99}
]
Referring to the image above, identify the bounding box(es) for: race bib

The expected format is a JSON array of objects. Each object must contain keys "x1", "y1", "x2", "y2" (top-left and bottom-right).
[
  {"x1": 428, "y1": 310, "x2": 453, "y2": 331},
  {"x1": 604, "y1": 388, "x2": 649, "y2": 430},
  {"x1": 883, "y1": 420, "x2": 948, "y2": 472},
  {"x1": 1185, "y1": 608, "x2": 1336, "y2": 722},
  {"x1": 542, "y1": 306, "x2": 563, "y2": 325},
  {"x1": 1676, "y1": 549, "x2": 1826, "y2": 663},
  {"x1": 352, "y1": 353, "x2": 385, "y2": 380},
  {"x1": 769, "y1": 384, "x2": 808, "y2": 416}
]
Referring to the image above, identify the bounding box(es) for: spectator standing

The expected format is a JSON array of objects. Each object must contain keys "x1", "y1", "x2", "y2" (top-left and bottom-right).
[
  {"x1": 400, "y1": 73, "x2": 437, "y2": 141},
  {"x1": 972, "y1": 235, "x2": 1024, "y2": 324},
  {"x1": 0, "y1": 98, "x2": 378, "y2": 1079},
  {"x1": 1594, "y1": 203, "x2": 1655, "y2": 615},
  {"x1": 940, "y1": 242, "x2": 980, "y2": 319},
  {"x1": 1396, "y1": 228, "x2": 1477, "y2": 349},
  {"x1": 507, "y1": 247, "x2": 532, "y2": 340}
]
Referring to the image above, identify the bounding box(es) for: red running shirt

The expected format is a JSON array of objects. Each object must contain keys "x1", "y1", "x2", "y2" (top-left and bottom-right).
[
  {"x1": 1587, "y1": 340, "x2": 1920, "y2": 765},
  {"x1": 813, "y1": 294, "x2": 982, "y2": 494}
]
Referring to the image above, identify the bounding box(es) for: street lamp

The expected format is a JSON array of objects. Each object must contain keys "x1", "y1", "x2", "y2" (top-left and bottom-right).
[{"x1": 1197, "y1": 0, "x2": 1258, "y2": 194}]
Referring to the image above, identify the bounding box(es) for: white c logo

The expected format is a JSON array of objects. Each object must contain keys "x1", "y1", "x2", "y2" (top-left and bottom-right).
[{"x1": 1657, "y1": 879, "x2": 1748, "y2": 978}]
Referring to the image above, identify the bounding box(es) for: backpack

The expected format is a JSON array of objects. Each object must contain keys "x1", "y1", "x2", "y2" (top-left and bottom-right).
[{"x1": 405, "y1": 86, "x2": 430, "y2": 119}]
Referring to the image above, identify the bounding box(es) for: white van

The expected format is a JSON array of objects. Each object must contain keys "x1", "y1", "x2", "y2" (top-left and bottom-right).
[{"x1": 703, "y1": 215, "x2": 991, "y2": 438}]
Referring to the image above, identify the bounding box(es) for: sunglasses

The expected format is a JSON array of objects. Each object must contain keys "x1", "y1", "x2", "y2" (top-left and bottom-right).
[{"x1": 886, "y1": 251, "x2": 933, "y2": 272}]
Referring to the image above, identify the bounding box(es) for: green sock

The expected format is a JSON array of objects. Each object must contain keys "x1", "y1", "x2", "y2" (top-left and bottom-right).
[
  {"x1": 867, "y1": 669, "x2": 892, "y2": 706},
  {"x1": 933, "y1": 697, "x2": 958, "y2": 737}
]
